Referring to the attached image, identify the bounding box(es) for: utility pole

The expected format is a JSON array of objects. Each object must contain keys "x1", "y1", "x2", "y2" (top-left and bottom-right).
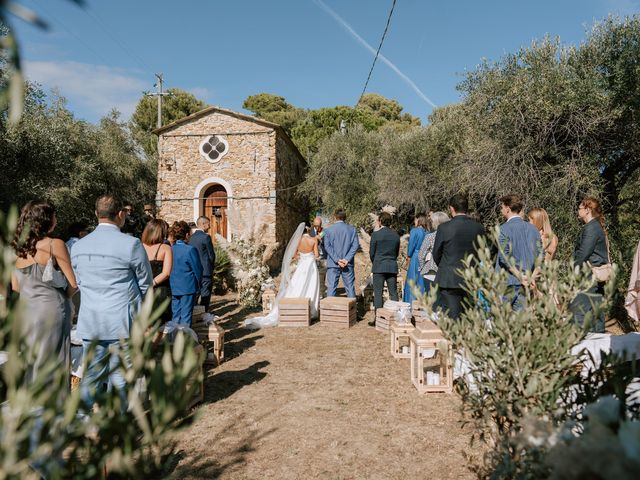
[{"x1": 145, "y1": 73, "x2": 172, "y2": 128}]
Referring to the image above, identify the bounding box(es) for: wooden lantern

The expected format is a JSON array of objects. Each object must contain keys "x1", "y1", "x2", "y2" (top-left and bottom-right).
[
  {"x1": 278, "y1": 297, "x2": 311, "y2": 327},
  {"x1": 193, "y1": 322, "x2": 225, "y2": 366},
  {"x1": 375, "y1": 307, "x2": 395, "y2": 332},
  {"x1": 412, "y1": 301, "x2": 433, "y2": 327},
  {"x1": 362, "y1": 283, "x2": 374, "y2": 311},
  {"x1": 409, "y1": 330, "x2": 453, "y2": 394},
  {"x1": 262, "y1": 288, "x2": 276, "y2": 314},
  {"x1": 320, "y1": 297, "x2": 356, "y2": 328},
  {"x1": 390, "y1": 320, "x2": 415, "y2": 359}
]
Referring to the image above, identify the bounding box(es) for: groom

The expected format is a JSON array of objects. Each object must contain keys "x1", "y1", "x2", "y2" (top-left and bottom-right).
[{"x1": 323, "y1": 209, "x2": 359, "y2": 298}]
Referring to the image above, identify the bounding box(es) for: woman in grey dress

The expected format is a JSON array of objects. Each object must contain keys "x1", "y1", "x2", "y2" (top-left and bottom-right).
[{"x1": 10, "y1": 201, "x2": 78, "y2": 382}]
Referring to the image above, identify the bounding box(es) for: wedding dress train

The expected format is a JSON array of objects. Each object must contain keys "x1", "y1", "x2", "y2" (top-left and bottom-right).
[{"x1": 245, "y1": 225, "x2": 320, "y2": 328}]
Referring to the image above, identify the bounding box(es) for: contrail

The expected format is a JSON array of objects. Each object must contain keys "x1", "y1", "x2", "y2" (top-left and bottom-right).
[{"x1": 313, "y1": 0, "x2": 437, "y2": 108}]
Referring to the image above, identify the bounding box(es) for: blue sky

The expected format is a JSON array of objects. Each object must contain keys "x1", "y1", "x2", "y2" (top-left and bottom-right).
[{"x1": 10, "y1": 0, "x2": 640, "y2": 124}]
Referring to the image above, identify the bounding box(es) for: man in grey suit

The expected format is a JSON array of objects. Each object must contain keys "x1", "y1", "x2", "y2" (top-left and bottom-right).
[
  {"x1": 323, "y1": 209, "x2": 359, "y2": 298},
  {"x1": 433, "y1": 194, "x2": 485, "y2": 320},
  {"x1": 369, "y1": 211, "x2": 400, "y2": 314},
  {"x1": 496, "y1": 194, "x2": 542, "y2": 311},
  {"x1": 72, "y1": 194, "x2": 153, "y2": 410}
]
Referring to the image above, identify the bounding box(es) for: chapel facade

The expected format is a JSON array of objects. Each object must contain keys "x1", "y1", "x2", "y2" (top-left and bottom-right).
[{"x1": 154, "y1": 106, "x2": 308, "y2": 256}]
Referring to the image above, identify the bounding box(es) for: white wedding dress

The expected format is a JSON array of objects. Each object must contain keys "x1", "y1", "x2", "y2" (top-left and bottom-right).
[{"x1": 245, "y1": 227, "x2": 320, "y2": 328}]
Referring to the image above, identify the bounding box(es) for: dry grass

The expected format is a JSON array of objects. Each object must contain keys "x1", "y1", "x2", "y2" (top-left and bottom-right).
[{"x1": 169, "y1": 294, "x2": 479, "y2": 479}]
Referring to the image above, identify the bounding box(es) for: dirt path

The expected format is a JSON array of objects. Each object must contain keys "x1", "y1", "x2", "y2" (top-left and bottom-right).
[{"x1": 171, "y1": 295, "x2": 477, "y2": 479}]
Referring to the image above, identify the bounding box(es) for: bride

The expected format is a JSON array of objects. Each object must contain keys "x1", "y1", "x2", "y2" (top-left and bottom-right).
[{"x1": 245, "y1": 222, "x2": 320, "y2": 328}]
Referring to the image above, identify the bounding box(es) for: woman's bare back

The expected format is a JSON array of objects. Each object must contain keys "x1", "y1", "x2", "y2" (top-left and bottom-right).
[{"x1": 297, "y1": 234, "x2": 318, "y2": 256}]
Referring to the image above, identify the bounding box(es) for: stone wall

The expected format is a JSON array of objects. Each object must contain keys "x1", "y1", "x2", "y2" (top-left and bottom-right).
[
  {"x1": 275, "y1": 133, "x2": 309, "y2": 249},
  {"x1": 156, "y1": 108, "x2": 309, "y2": 270},
  {"x1": 157, "y1": 111, "x2": 277, "y2": 243}
]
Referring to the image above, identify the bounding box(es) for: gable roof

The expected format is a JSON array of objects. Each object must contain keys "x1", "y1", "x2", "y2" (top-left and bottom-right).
[{"x1": 153, "y1": 105, "x2": 305, "y2": 164}]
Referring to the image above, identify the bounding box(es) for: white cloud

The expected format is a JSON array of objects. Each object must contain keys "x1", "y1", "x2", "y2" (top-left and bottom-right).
[
  {"x1": 187, "y1": 86, "x2": 213, "y2": 101},
  {"x1": 23, "y1": 60, "x2": 147, "y2": 120},
  {"x1": 313, "y1": 0, "x2": 437, "y2": 108}
]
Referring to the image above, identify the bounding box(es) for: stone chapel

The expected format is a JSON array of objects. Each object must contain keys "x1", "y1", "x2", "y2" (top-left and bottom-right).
[{"x1": 154, "y1": 106, "x2": 308, "y2": 256}]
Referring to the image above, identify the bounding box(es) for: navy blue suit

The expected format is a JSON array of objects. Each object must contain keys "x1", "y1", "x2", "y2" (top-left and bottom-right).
[
  {"x1": 189, "y1": 229, "x2": 215, "y2": 310},
  {"x1": 323, "y1": 221, "x2": 359, "y2": 298},
  {"x1": 170, "y1": 240, "x2": 203, "y2": 326}
]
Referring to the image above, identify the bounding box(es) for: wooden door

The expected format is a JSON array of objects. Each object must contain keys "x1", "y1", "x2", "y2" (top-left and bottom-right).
[{"x1": 203, "y1": 184, "x2": 228, "y2": 238}]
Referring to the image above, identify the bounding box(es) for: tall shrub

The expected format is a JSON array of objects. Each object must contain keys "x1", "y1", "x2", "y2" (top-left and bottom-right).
[{"x1": 419, "y1": 231, "x2": 617, "y2": 476}]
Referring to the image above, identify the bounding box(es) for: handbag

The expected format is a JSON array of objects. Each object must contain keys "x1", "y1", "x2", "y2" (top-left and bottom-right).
[
  {"x1": 42, "y1": 239, "x2": 68, "y2": 289},
  {"x1": 588, "y1": 233, "x2": 613, "y2": 283}
]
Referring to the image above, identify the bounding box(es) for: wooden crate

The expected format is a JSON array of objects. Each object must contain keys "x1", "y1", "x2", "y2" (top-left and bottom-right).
[
  {"x1": 193, "y1": 323, "x2": 225, "y2": 366},
  {"x1": 375, "y1": 307, "x2": 395, "y2": 332},
  {"x1": 409, "y1": 330, "x2": 453, "y2": 394},
  {"x1": 415, "y1": 319, "x2": 440, "y2": 334},
  {"x1": 390, "y1": 320, "x2": 415, "y2": 359},
  {"x1": 278, "y1": 297, "x2": 311, "y2": 327},
  {"x1": 320, "y1": 297, "x2": 356, "y2": 328}
]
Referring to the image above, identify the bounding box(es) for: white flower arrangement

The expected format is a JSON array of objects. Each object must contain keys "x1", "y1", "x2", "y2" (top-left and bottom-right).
[{"x1": 214, "y1": 201, "x2": 277, "y2": 308}]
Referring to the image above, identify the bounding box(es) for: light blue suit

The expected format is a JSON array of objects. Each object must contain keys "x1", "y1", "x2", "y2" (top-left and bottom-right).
[
  {"x1": 496, "y1": 216, "x2": 542, "y2": 311},
  {"x1": 323, "y1": 220, "x2": 359, "y2": 298},
  {"x1": 71, "y1": 222, "x2": 152, "y2": 409},
  {"x1": 72, "y1": 223, "x2": 153, "y2": 340}
]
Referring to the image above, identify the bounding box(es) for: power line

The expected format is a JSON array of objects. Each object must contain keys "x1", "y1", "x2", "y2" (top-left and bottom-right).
[
  {"x1": 81, "y1": 5, "x2": 153, "y2": 74},
  {"x1": 355, "y1": 0, "x2": 397, "y2": 107}
]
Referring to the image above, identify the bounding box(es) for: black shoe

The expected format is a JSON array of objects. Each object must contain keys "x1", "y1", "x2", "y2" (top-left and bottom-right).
[{"x1": 367, "y1": 321, "x2": 376, "y2": 327}]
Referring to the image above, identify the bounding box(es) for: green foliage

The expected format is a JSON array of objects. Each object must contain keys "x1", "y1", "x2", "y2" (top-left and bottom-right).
[
  {"x1": 356, "y1": 93, "x2": 420, "y2": 124},
  {"x1": 0, "y1": 87, "x2": 156, "y2": 235},
  {"x1": 305, "y1": 16, "x2": 640, "y2": 282},
  {"x1": 300, "y1": 124, "x2": 382, "y2": 226},
  {"x1": 130, "y1": 88, "x2": 207, "y2": 158},
  {"x1": 0, "y1": 207, "x2": 203, "y2": 478},
  {"x1": 212, "y1": 242, "x2": 232, "y2": 293},
  {"x1": 242, "y1": 93, "x2": 307, "y2": 136},
  {"x1": 417, "y1": 229, "x2": 623, "y2": 477},
  {"x1": 242, "y1": 92, "x2": 421, "y2": 157}
]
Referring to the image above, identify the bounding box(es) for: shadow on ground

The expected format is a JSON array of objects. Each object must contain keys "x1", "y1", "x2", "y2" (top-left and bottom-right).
[
  {"x1": 166, "y1": 421, "x2": 277, "y2": 479},
  {"x1": 204, "y1": 360, "x2": 269, "y2": 404}
]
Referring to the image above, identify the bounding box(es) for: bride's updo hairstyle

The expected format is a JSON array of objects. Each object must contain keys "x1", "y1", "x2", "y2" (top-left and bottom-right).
[{"x1": 379, "y1": 211, "x2": 393, "y2": 227}]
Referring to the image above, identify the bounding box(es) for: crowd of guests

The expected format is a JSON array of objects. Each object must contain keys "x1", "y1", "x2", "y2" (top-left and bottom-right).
[
  {"x1": 372, "y1": 193, "x2": 613, "y2": 332},
  {"x1": 9, "y1": 194, "x2": 216, "y2": 409},
  {"x1": 6, "y1": 189, "x2": 629, "y2": 409}
]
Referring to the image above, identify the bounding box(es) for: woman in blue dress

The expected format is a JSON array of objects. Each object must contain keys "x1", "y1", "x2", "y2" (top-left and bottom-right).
[{"x1": 403, "y1": 214, "x2": 428, "y2": 303}]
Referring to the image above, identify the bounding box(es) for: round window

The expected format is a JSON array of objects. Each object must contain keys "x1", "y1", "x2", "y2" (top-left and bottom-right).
[{"x1": 199, "y1": 135, "x2": 229, "y2": 163}]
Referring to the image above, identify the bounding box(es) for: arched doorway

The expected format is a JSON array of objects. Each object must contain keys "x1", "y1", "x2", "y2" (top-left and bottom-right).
[{"x1": 203, "y1": 184, "x2": 228, "y2": 239}]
